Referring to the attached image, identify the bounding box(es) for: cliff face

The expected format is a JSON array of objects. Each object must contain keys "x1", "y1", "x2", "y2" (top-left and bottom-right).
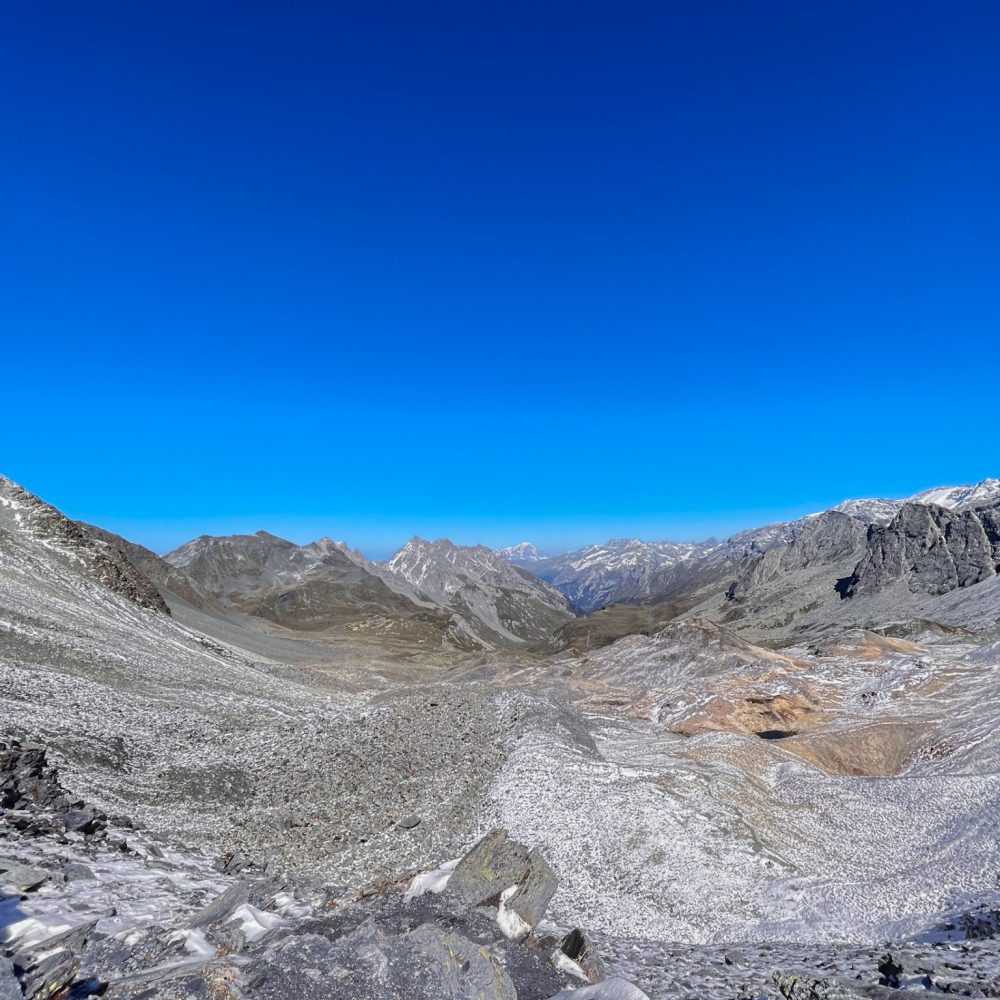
[
  {"x1": 845, "y1": 502, "x2": 1000, "y2": 597},
  {"x1": 726, "y1": 511, "x2": 868, "y2": 602}
]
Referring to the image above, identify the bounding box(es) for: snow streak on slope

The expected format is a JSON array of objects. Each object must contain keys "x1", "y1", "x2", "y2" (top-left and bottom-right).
[
  {"x1": 909, "y1": 478, "x2": 1000, "y2": 510},
  {"x1": 830, "y1": 497, "x2": 904, "y2": 524}
]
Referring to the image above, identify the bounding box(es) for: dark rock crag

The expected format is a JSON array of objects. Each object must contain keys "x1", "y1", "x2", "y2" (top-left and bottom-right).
[{"x1": 846, "y1": 501, "x2": 1000, "y2": 598}]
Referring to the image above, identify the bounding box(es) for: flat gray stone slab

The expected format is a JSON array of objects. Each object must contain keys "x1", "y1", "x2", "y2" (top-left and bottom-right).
[{"x1": 0, "y1": 857, "x2": 49, "y2": 892}]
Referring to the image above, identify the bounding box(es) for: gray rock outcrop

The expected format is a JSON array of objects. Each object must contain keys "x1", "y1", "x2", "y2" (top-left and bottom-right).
[
  {"x1": 845, "y1": 501, "x2": 1000, "y2": 597},
  {"x1": 0, "y1": 476, "x2": 169, "y2": 614},
  {"x1": 444, "y1": 828, "x2": 557, "y2": 934},
  {"x1": 727, "y1": 512, "x2": 868, "y2": 602}
]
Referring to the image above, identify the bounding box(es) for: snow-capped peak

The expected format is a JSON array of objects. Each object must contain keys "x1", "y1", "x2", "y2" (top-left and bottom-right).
[
  {"x1": 826, "y1": 478, "x2": 1000, "y2": 526},
  {"x1": 498, "y1": 542, "x2": 541, "y2": 564},
  {"x1": 906, "y1": 478, "x2": 1000, "y2": 510}
]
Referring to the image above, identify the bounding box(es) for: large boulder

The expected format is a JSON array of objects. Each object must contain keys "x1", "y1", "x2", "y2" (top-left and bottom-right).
[
  {"x1": 444, "y1": 828, "x2": 532, "y2": 907},
  {"x1": 9, "y1": 920, "x2": 97, "y2": 1000},
  {"x1": 0, "y1": 858, "x2": 49, "y2": 892},
  {"x1": 772, "y1": 972, "x2": 900, "y2": 1000},
  {"x1": 0, "y1": 959, "x2": 19, "y2": 1000},
  {"x1": 394, "y1": 923, "x2": 518, "y2": 1000},
  {"x1": 0, "y1": 741, "x2": 70, "y2": 812},
  {"x1": 554, "y1": 928, "x2": 603, "y2": 983},
  {"x1": 240, "y1": 886, "x2": 570, "y2": 1000},
  {"x1": 502, "y1": 849, "x2": 558, "y2": 938},
  {"x1": 445, "y1": 828, "x2": 557, "y2": 935}
]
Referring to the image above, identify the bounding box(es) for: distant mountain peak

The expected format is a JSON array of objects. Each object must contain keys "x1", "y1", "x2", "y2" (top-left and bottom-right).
[
  {"x1": 383, "y1": 536, "x2": 571, "y2": 647},
  {"x1": 497, "y1": 542, "x2": 541, "y2": 564}
]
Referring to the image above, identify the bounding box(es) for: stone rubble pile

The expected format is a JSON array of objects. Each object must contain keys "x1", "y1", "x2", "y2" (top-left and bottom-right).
[{"x1": 0, "y1": 741, "x2": 649, "y2": 999}]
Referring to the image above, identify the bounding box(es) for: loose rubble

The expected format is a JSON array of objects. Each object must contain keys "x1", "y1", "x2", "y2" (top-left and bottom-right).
[{"x1": 0, "y1": 741, "x2": 651, "y2": 998}]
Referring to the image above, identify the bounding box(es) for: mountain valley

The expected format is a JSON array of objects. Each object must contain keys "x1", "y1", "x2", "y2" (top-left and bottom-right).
[{"x1": 2, "y1": 473, "x2": 999, "y2": 999}]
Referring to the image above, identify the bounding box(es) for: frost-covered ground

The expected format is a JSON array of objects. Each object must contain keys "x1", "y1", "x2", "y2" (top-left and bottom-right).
[
  {"x1": 4, "y1": 478, "x2": 1000, "y2": 996},
  {"x1": 490, "y1": 710, "x2": 1000, "y2": 942},
  {"x1": 480, "y1": 624, "x2": 1000, "y2": 945}
]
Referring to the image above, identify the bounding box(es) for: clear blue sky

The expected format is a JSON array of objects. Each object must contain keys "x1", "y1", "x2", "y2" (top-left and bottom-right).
[{"x1": 3, "y1": 2, "x2": 998, "y2": 558}]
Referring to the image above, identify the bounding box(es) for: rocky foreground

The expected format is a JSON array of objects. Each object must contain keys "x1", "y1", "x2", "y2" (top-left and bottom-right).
[
  {"x1": 3, "y1": 740, "x2": 1000, "y2": 999},
  {"x1": 0, "y1": 739, "x2": 637, "y2": 999}
]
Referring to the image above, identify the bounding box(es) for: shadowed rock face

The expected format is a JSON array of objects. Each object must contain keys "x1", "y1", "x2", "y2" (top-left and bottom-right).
[
  {"x1": 78, "y1": 523, "x2": 206, "y2": 609},
  {"x1": 846, "y1": 501, "x2": 1000, "y2": 598}
]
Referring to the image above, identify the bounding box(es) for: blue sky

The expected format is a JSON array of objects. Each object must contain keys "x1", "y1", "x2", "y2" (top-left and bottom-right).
[{"x1": 2, "y1": 2, "x2": 998, "y2": 558}]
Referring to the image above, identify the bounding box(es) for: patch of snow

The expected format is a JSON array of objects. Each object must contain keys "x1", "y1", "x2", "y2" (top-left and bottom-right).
[
  {"x1": 168, "y1": 928, "x2": 216, "y2": 958},
  {"x1": 227, "y1": 903, "x2": 285, "y2": 942},
  {"x1": 1, "y1": 912, "x2": 75, "y2": 949},
  {"x1": 552, "y1": 949, "x2": 591, "y2": 982},
  {"x1": 270, "y1": 891, "x2": 313, "y2": 918},
  {"x1": 497, "y1": 884, "x2": 532, "y2": 940},
  {"x1": 404, "y1": 857, "x2": 460, "y2": 900}
]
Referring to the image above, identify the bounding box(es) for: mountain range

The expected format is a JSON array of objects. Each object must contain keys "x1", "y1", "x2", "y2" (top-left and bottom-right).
[
  {"x1": 3, "y1": 471, "x2": 1000, "y2": 999},
  {"x1": 503, "y1": 477, "x2": 1000, "y2": 614},
  {"x1": 8, "y1": 473, "x2": 993, "y2": 655}
]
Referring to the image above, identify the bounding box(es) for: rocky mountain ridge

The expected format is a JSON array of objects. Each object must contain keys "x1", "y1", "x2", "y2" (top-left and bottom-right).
[
  {"x1": 501, "y1": 478, "x2": 1000, "y2": 617},
  {"x1": 163, "y1": 530, "x2": 452, "y2": 637},
  {"x1": 846, "y1": 500, "x2": 1000, "y2": 598},
  {"x1": 159, "y1": 531, "x2": 575, "y2": 650},
  {"x1": 6, "y1": 472, "x2": 998, "y2": 656},
  {"x1": 384, "y1": 536, "x2": 574, "y2": 647},
  {"x1": 0, "y1": 476, "x2": 169, "y2": 615},
  {"x1": 497, "y1": 542, "x2": 543, "y2": 564},
  {"x1": 519, "y1": 538, "x2": 706, "y2": 613}
]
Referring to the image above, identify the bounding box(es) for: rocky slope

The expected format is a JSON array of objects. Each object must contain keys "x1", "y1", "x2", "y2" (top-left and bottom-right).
[
  {"x1": 705, "y1": 497, "x2": 1000, "y2": 644},
  {"x1": 383, "y1": 537, "x2": 574, "y2": 647},
  {"x1": 517, "y1": 539, "x2": 708, "y2": 613},
  {"x1": 160, "y1": 532, "x2": 573, "y2": 650},
  {"x1": 452, "y1": 618, "x2": 1000, "y2": 954},
  {"x1": 0, "y1": 476, "x2": 168, "y2": 615},
  {"x1": 163, "y1": 530, "x2": 456, "y2": 639},
  {"x1": 5, "y1": 472, "x2": 1000, "y2": 999},
  {"x1": 0, "y1": 740, "x2": 646, "y2": 1000},
  {"x1": 908, "y1": 477, "x2": 1000, "y2": 509},
  {"x1": 726, "y1": 511, "x2": 869, "y2": 603},
  {"x1": 545, "y1": 481, "x2": 1000, "y2": 649},
  {"x1": 79, "y1": 523, "x2": 207, "y2": 609}
]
